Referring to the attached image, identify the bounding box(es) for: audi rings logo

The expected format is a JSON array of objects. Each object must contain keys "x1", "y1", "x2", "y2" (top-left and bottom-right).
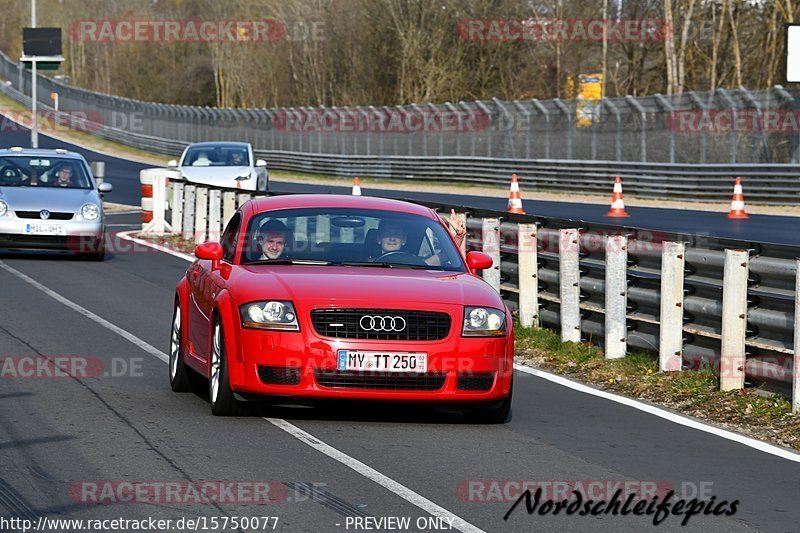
[{"x1": 359, "y1": 315, "x2": 407, "y2": 332}]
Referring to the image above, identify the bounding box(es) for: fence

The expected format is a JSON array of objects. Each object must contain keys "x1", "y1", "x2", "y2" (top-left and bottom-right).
[
  {"x1": 3, "y1": 50, "x2": 800, "y2": 166},
  {"x1": 140, "y1": 168, "x2": 800, "y2": 412}
]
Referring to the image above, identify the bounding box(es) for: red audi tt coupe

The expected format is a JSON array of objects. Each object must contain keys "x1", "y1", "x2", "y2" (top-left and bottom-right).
[{"x1": 170, "y1": 194, "x2": 514, "y2": 422}]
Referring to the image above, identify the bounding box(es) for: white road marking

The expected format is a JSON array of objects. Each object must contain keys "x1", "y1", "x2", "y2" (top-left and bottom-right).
[
  {"x1": 0, "y1": 261, "x2": 168, "y2": 363},
  {"x1": 514, "y1": 363, "x2": 800, "y2": 463},
  {"x1": 114, "y1": 232, "x2": 800, "y2": 464},
  {"x1": 0, "y1": 259, "x2": 485, "y2": 531},
  {"x1": 265, "y1": 418, "x2": 485, "y2": 533},
  {"x1": 116, "y1": 230, "x2": 196, "y2": 262}
]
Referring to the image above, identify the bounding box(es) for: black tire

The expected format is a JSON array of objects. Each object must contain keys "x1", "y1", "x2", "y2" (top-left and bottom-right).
[
  {"x1": 466, "y1": 384, "x2": 513, "y2": 424},
  {"x1": 169, "y1": 299, "x2": 192, "y2": 392},
  {"x1": 209, "y1": 318, "x2": 241, "y2": 416}
]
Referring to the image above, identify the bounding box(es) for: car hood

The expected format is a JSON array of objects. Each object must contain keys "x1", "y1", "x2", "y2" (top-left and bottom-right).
[
  {"x1": 226, "y1": 265, "x2": 504, "y2": 309},
  {"x1": 0, "y1": 186, "x2": 99, "y2": 212},
  {"x1": 179, "y1": 166, "x2": 251, "y2": 187}
]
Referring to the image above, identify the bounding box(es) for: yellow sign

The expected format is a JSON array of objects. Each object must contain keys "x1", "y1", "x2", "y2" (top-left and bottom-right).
[{"x1": 575, "y1": 73, "x2": 603, "y2": 127}]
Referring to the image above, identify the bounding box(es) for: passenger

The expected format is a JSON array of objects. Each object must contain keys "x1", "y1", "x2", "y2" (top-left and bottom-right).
[
  {"x1": 256, "y1": 219, "x2": 289, "y2": 260},
  {"x1": 442, "y1": 208, "x2": 467, "y2": 250}
]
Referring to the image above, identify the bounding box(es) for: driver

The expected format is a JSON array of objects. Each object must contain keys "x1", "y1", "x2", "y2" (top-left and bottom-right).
[
  {"x1": 256, "y1": 219, "x2": 289, "y2": 260},
  {"x1": 228, "y1": 151, "x2": 244, "y2": 165},
  {"x1": 53, "y1": 164, "x2": 76, "y2": 188},
  {"x1": 376, "y1": 220, "x2": 406, "y2": 255}
]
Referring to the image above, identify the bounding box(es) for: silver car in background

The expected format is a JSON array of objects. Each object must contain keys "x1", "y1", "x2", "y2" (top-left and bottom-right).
[
  {"x1": 168, "y1": 141, "x2": 268, "y2": 192},
  {"x1": 0, "y1": 147, "x2": 112, "y2": 261}
]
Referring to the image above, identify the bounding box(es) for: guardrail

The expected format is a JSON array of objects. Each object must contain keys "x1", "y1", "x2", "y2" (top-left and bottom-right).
[{"x1": 140, "y1": 168, "x2": 800, "y2": 411}]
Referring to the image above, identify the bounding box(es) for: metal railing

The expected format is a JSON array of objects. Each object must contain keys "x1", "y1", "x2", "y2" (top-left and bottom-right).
[
  {"x1": 5, "y1": 52, "x2": 800, "y2": 164},
  {"x1": 142, "y1": 170, "x2": 800, "y2": 410}
]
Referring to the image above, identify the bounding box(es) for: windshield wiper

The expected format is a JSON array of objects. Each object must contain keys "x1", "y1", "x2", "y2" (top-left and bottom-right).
[
  {"x1": 335, "y1": 261, "x2": 430, "y2": 269},
  {"x1": 246, "y1": 258, "x2": 332, "y2": 266}
]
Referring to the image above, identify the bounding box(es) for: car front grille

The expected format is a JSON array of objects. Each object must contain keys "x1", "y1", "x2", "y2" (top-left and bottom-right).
[
  {"x1": 314, "y1": 370, "x2": 446, "y2": 391},
  {"x1": 310, "y1": 309, "x2": 451, "y2": 341},
  {"x1": 258, "y1": 366, "x2": 301, "y2": 385},
  {"x1": 457, "y1": 373, "x2": 495, "y2": 391},
  {"x1": 15, "y1": 211, "x2": 74, "y2": 220}
]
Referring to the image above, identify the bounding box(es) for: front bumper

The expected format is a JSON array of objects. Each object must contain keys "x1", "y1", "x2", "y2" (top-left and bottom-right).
[
  {"x1": 0, "y1": 217, "x2": 104, "y2": 251},
  {"x1": 227, "y1": 325, "x2": 514, "y2": 403}
]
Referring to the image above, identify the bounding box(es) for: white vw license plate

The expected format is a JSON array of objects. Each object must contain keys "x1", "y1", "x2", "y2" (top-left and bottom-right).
[
  {"x1": 25, "y1": 223, "x2": 65, "y2": 235},
  {"x1": 337, "y1": 350, "x2": 427, "y2": 373}
]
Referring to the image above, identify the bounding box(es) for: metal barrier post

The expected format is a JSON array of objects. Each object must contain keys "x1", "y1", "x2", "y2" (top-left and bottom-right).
[
  {"x1": 553, "y1": 99, "x2": 572, "y2": 159},
  {"x1": 626, "y1": 96, "x2": 647, "y2": 162},
  {"x1": 481, "y1": 218, "x2": 501, "y2": 293},
  {"x1": 654, "y1": 94, "x2": 674, "y2": 163},
  {"x1": 659, "y1": 242, "x2": 685, "y2": 371},
  {"x1": 194, "y1": 187, "x2": 208, "y2": 243},
  {"x1": 518, "y1": 223, "x2": 539, "y2": 328},
  {"x1": 171, "y1": 181, "x2": 184, "y2": 234},
  {"x1": 181, "y1": 185, "x2": 196, "y2": 241},
  {"x1": 720, "y1": 249, "x2": 749, "y2": 391},
  {"x1": 605, "y1": 235, "x2": 627, "y2": 358},
  {"x1": 222, "y1": 191, "x2": 237, "y2": 229},
  {"x1": 794, "y1": 259, "x2": 800, "y2": 413},
  {"x1": 530, "y1": 99, "x2": 549, "y2": 159},
  {"x1": 237, "y1": 193, "x2": 252, "y2": 209},
  {"x1": 718, "y1": 89, "x2": 737, "y2": 163},
  {"x1": 208, "y1": 189, "x2": 222, "y2": 242},
  {"x1": 559, "y1": 228, "x2": 581, "y2": 342},
  {"x1": 688, "y1": 92, "x2": 708, "y2": 163}
]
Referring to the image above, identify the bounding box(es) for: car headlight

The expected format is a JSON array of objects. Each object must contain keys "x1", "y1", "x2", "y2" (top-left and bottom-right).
[
  {"x1": 81, "y1": 203, "x2": 100, "y2": 220},
  {"x1": 239, "y1": 300, "x2": 299, "y2": 331},
  {"x1": 462, "y1": 306, "x2": 506, "y2": 337},
  {"x1": 0, "y1": 200, "x2": 7, "y2": 217}
]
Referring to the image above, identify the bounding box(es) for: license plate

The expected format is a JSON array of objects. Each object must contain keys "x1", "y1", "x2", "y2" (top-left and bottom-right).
[
  {"x1": 25, "y1": 223, "x2": 65, "y2": 235},
  {"x1": 337, "y1": 350, "x2": 427, "y2": 373}
]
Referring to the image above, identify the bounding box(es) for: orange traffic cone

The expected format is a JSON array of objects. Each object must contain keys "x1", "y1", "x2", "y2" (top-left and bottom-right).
[
  {"x1": 727, "y1": 177, "x2": 749, "y2": 219},
  {"x1": 605, "y1": 176, "x2": 630, "y2": 217},
  {"x1": 507, "y1": 174, "x2": 525, "y2": 214},
  {"x1": 351, "y1": 177, "x2": 362, "y2": 196}
]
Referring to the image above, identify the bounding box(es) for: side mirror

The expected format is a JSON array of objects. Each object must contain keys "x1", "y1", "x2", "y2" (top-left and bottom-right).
[
  {"x1": 256, "y1": 159, "x2": 267, "y2": 167},
  {"x1": 466, "y1": 251, "x2": 493, "y2": 271},
  {"x1": 167, "y1": 159, "x2": 178, "y2": 167},
  {"x1": 98, "y1": 182, "x2": 113, "y2": 193},
  {"x1": 195, "y1": 241, "x2": 223, "y2": 261}
]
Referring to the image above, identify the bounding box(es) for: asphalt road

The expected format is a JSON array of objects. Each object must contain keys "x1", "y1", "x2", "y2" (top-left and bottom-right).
[
  {"x1": 0, "y1": 215, "x2": 798, "y2": 533},
  {"x1": 1, "y1": 128, "x2": 799, "y2": 246}
]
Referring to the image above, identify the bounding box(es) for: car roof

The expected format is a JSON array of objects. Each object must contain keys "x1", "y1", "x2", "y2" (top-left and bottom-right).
[
  {"x1": 184, "y1": 142, "x2": 250, "y2": 148},
  {"x1": 0, "y1": 148, "x2": 85, "y2": 160},
  {"x1": 249, "y1": 194, "x2": 437, "y2": 218}
]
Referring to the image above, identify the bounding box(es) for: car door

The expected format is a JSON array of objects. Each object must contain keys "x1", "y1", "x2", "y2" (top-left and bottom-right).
[{"x1": 189, "y1": 212, "x2": 242, "y2": 362}]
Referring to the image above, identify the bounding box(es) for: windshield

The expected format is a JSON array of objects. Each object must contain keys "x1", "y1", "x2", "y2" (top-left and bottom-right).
[
  {"x1": 242, "y1": 207, "x2": 465, "y2": 272},
  {"x1": 182, "y1": 145, "x2": 251, "y2": 167},
  {"x1": 0, "y1": 156, "x2": 93, "y2": 189}
]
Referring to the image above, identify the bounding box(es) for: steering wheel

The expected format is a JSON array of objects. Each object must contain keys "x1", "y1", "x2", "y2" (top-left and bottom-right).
[{"x1": 375, "y1": 251, "x2": 427, "y2": 266}]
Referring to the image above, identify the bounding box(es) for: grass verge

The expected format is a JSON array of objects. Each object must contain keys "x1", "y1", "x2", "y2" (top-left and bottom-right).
[{"x1": 515, "y1": 323, "x2": 800, "y2": 452}]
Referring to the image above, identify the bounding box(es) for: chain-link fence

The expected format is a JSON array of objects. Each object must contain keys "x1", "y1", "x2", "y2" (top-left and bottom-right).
[{"x1": 2, "y1": 50, "x2": 800, "y2": 165}]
